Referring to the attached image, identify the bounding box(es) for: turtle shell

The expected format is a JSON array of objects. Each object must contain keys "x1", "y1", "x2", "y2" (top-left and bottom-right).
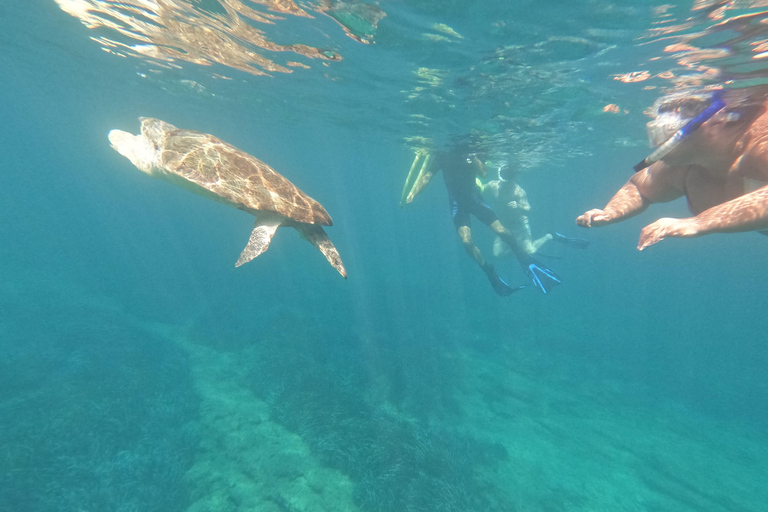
[{"x1": 145, "y1": 118, "x2": 332, "y2": 226}]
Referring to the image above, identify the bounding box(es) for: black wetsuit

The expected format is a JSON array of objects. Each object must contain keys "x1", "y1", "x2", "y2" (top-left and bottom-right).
[{"x1": 437, "y1": 152, "x2": 498, "y2": 228}]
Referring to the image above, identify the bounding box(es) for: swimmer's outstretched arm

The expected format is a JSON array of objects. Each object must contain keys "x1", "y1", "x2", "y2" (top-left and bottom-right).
[
  {"x1": 638, "y1": 184, "x2": 768, "y2": 250},
  {"x1": 576, "y1": 182, "x2": 648, "y2": 227},
  {"x1": 576, "y1": 163, "x2": 685, "y2": 228}
]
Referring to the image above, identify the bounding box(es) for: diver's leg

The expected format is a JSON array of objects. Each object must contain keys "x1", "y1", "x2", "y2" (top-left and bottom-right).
[
  {"x1": 492, "y1": 235, "x2": 511, "y2": 258},
  {"x1": 461, "y1": 197, "x2": 524, "y2": 295},
  {"x1": 531, "y1": 233, "x2": 554, "y2": 253},
  {"x1": 458, "y1": 225, "x2": 485, "y2": 267},
  {"x1": 489, "y1": 220, "x2": 561, "y2": 294},
  {"x1": 514, "y1": 215, "x2": 551, "y2": 254},
  {"x1": 457, "y1": 222, "x2": 518, "y2": 296},
  {"x1": 515, "y1": 215, "x2": 552, "y2": 254},
  {"x1": 517, "y1": 215, "x2": 537, "y2": 254},
  {"x1": 489, "y1": 220, "x2": 524, "y2": 256},
  {"x1": 452, "y1": 200, "x2": 484, "y2": 266}
]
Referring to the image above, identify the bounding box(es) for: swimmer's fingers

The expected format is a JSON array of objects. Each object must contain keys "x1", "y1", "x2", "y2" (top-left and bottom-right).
[
  {"x1": 576, "y1": 209, "x2": 610, "y2": 228},
  {"x1": 638, "y1": 217, "x2": 698, "y2": 251}
]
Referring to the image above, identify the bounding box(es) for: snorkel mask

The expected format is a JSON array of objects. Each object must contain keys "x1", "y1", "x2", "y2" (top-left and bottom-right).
[{"x1": 633, "y1": 90, "x2": 726, "y2": 172}]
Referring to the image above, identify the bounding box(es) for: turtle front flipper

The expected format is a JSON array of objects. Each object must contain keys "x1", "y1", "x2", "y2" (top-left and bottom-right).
[
  {"x1": 295, "y1": 224, "x2": 347, "y2": 279},
  {"x1": 236, "y1": 216, "x2": 283, "y2": 267}
]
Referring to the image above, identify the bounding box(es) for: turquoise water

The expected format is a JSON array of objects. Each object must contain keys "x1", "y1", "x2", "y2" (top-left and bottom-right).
[{"x1": 2, "y1": 1, "x2": 767, "y2": 511}]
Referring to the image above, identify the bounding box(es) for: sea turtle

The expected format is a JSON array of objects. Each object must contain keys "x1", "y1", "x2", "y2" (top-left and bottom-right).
[{"x1": 108, "y1": 117, "x2": 347, "y2": 278}]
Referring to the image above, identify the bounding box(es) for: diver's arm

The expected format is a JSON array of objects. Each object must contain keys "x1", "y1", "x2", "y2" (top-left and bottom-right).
[
  {"x1": 638, "y1": 184, "x2": 768, "y2": 249},
  {"x1": 471, "y1": 155, "x2": 487, "y2": 178},
  {"x1": 514, "y1": 185, "x2": 531, "y2": 211},
  {"x1": 576, "y1": 163, "x2": 685, "y2": 227}
]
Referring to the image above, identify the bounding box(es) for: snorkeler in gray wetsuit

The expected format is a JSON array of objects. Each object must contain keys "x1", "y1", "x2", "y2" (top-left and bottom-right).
[
  {"x1": 482, "y1": 164, "x2": 589, "y2": 257},
  {"x1": 404, "y1": 140, "x2": 562, "y2": 295}
]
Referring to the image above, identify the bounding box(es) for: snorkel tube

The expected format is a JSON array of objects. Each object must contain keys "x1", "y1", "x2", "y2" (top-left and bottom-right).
[
  {"x1": 497, "y1": 164, "x2": 507, "y2": 181},
  {"x1": 633, "y1": 91, "x2": 726, "y2": 172}
]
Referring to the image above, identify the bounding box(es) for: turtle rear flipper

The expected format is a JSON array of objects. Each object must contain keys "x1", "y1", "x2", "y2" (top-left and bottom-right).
[
  {"x1": 236, "y1": 216, "x2": 283, "y2": 267},
  {"x1": 296, "y1": 224, "x2": 347, "y2": 279}
]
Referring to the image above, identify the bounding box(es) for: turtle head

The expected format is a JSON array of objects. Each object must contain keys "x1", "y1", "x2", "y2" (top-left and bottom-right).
[
  {"x1": 109, "y1": 129, "x2": 159, "y2": 175},
  {"x1": 108, "y1": 117, "x2": 175, "y2": 176}
]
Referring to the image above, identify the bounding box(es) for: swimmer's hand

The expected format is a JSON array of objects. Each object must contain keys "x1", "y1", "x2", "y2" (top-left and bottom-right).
[
  {"x1": 638, "y1": 217, "x2": 698, "y2": 251},
  {"x1": 507, "y1": 201, "x2": 518, "y2": 209},
  {"x1": 576, "y1": 209, "x2": 612, "y2": 227}
]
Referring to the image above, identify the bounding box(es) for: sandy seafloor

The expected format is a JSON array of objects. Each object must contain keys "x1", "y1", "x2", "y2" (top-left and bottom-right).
[{"x1": 2, "y1": 1, "x2": 768, "y2": 512}]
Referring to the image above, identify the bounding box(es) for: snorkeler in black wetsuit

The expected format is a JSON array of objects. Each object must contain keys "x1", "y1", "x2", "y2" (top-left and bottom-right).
[
  {"x1": 440, "y1": 149, "x2": 499, "y2": 229},
  {"x1": 404, "y1": 141, "x2": 562, "y2": 295}
]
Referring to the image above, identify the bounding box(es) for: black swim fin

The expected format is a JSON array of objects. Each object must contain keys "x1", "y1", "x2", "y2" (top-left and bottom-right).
[
  {"x1": 553, "y1": 232, "x2": 589, "y2": 249},
  {"x1": 518, "y1": 255, "x2": 562, "y2": 294},
  {"x1": 482, "y1": 263, "x2": 526, "y2": 297}
]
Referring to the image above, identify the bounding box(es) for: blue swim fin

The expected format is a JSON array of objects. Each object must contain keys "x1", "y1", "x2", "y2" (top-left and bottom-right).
[
  {"x1": 519, "y1": 255, "x2": 562, "y2": 294},
  {"x1": 553, "y1": 232, "x2": 589, "y2": 249},
  {"x1": 482, "y1": 263, "x2": 526, "y2": 297}
]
